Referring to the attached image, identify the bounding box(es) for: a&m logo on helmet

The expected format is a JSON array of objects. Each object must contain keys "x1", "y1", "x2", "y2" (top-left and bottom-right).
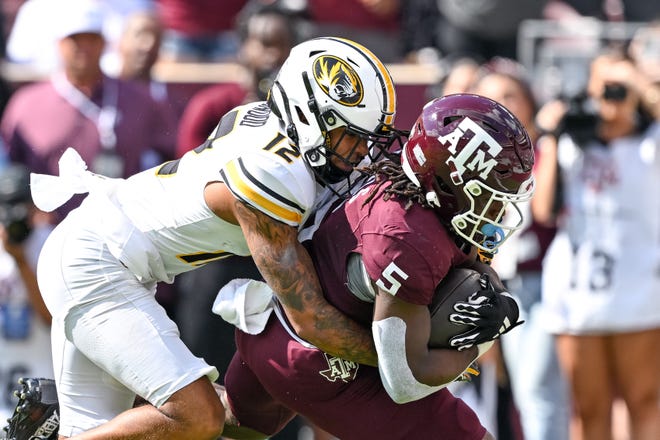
[
  {"x1": 312, "y1": 56, "x2": 364, "y2": 106},
  {"x1": 439, "y1": 117, "x2": 502, "y2": 185}
]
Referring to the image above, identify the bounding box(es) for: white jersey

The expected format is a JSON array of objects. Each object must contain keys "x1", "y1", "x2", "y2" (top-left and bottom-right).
[
  {"x1": 29, "y1": 102, "x2": 324, "y2": 429},
  {"x1": 32, "y1": 101, "x2": 320, "y2": 283},
  {"x1": 541, "y1": 123, "x2": 660, "y2": 334}
]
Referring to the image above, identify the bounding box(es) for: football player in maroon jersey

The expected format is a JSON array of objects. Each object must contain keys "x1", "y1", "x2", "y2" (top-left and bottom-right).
[{"x1": 219, "y1": 94, "x2": 535, "y2": 440}]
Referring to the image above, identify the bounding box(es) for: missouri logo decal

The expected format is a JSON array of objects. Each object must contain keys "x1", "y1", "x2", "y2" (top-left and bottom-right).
[{"x1": 313, "y1": 56, "x2": 363, "y2": 106}]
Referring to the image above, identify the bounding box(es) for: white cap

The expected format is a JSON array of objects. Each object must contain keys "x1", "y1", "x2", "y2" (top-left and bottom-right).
[{"x1": 55, "y1": 0, "x2": 105, "y2": 40}]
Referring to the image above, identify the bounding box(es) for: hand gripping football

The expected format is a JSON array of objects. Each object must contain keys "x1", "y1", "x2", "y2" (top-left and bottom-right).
[{"x1": 428, "y1": 267, "x2": 484, "y2": 348}]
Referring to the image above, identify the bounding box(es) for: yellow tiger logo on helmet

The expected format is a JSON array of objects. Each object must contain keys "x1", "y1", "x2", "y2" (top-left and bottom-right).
[{"x1": 312, "y1": 56, "x2": 364, "y2": 106}]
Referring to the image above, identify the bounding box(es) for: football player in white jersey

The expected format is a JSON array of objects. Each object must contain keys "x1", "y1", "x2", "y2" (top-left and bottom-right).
[{"x1": 27, "y1": 37, "x2": 397, "y2": 439}]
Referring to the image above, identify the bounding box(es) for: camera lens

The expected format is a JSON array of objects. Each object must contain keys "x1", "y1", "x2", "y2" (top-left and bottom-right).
[
  {"x1": 602, "y1": 83, "x2": 627, "y2": 101},
  {"x1": 560, "y1": 93, "x2": 599, "y2": 144},
  {"x1": 6, "y1": 218, "x2": 30, "y2": 243},
  {"x1": 0, "y1": 203, "x2": 31, "y2": 243}
]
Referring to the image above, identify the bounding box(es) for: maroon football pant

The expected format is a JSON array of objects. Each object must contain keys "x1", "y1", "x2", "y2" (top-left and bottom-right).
[{"x1": 224, "y1": 315, "x2": 487, "y2": 439}]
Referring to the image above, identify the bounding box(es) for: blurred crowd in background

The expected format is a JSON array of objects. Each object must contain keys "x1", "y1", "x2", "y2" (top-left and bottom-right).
[{"x1": 0, "y1": 1, "x2": 659, "y2": 440}]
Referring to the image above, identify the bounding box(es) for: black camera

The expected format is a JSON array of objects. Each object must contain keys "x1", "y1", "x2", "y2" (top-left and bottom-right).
[
  {"x1": 0, "y1": 164, "x2": 32, "y2": 244},
  {"x1": 560, "y1": 93, "x2": 600, "y2": 144},
  {"x1": 0, "y1": 202, "x2": 30, "y2": 243},
  {"x1": 602, "y1": 83, "x2": 627, "y2": 101}
]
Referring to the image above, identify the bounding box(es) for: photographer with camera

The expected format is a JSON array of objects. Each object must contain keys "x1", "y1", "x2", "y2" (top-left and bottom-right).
[
  {"x1": 0, "y1": 163, "x2": 55, "y2": 421},
  {"x1": 535, "y1": 47, "x2": 660, "y2": 440}
]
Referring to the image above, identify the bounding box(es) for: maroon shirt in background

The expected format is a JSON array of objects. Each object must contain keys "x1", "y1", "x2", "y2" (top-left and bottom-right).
[
  {"x1": 0, "y1": 75, "x2": 177, "y2": 218},
  {"x1": 516, "y1": 220, "x2": 557, "y2": 272},
  {"x1": 1, "y1": 76, "x2": 176, "y2": 176},
  {"x1": 155, "y1": 0, "x2": 247, "y2": 35},
  {"x1": 307, "y1": 0, "x2": 399, "y2": 30}
]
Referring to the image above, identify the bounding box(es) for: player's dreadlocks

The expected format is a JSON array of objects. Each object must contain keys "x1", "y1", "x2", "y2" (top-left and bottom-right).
[
  {"x1": 361, "y1": 158, "x2": 485, "y2": 259},
  {"x1": 361, "y1": 159, "x2": 433, "y2": 210}
]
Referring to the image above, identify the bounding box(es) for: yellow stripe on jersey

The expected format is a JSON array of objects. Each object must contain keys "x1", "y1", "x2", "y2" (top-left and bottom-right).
[
  {"x1": 176, "y1": 250, "x2": 233, "y2": 266},
  {"x1": 332, "y1": 37, "x2": 396, "y2": 127},
  {"x1": 224, "y1": 160, "x2": 303, "y2": 225}
]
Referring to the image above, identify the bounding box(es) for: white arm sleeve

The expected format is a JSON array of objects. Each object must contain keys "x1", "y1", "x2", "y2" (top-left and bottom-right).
[{"x1": 372, "y1": 317, "x2": 449, "y2": 404}]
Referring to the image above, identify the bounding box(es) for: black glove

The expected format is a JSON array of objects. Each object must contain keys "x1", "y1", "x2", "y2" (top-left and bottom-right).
[{"x1": 448, "y1": 274, "x2": 523, "y2": 351}]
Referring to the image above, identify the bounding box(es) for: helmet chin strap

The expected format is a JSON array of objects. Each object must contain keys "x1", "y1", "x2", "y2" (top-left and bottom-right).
[
  {"x1": 401, "y1": 150, "x2": 441, "y2": 207},
  {"x1": 270, "y1": 80, "x2": 300, "y2": 145},
  {"x1": 301, "y1": 71, "x2": 352, "y2": 185},
  {"x1": 302, "y1": 71, "x2": 330, "y2": 138}
]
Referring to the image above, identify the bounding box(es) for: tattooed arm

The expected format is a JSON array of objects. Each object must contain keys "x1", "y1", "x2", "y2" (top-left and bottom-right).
[{"x1": 233, "y1": 199, "x2": 378, "y2": 367}]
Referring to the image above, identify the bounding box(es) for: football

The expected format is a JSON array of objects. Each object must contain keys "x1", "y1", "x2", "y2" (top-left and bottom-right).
[{"x1": 428, "y1": 267, "x2": 484, "y2": 349}]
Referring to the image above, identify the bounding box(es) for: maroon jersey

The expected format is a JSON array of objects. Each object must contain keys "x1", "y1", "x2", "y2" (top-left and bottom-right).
[
  {"x1": 307, "y1": 181, "x2": 471, "y2": 324},
  {"x1": 224, "y1": 181, "x2": 485, "y2": 439}
]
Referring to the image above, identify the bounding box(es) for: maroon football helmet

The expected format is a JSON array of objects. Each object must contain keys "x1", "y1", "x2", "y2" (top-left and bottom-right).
[{"x1": 401, "y1": 94, "x2": 535, "y2": 252}]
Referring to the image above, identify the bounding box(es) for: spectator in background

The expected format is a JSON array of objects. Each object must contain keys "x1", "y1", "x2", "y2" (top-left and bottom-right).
[
  {"x1": 0, "y1": 163, "x2": 54, "y2": 421},
  {"x1": 1, "y1": 0, "x2": 176, "y2": 222},
  {"x1": 537, "y1": 47, "x2": 660, "y2": 440},
  {"x1": 400, "y1": 0, "x2": 442, "y2": 64},
  {"x1": 306, "y1": 0, "x2": 401, "y2": 63},
  {"x1": 6, "y1": 0, "x2": 153, "y2": 75},
  {"x1": 116, "y1": 9, "x2": 163, "y2": 90},
  {"x1": 424, "y1": 56, "x2": 481, "y2": 101},
  {"x1": 440, "y1": 58, "x2": 481, "y2": 95},
  {"x1": 115, "y1": 8, "x2": 182, "y2": 163},
  {"x1": 471, "y1": 58, "x2": 570, "y2": 440},
  {"x1": 547, "y1": 0, "x2": 660, "y2": 22},
  {"x1": 175, "y1": 0, "x2": 302, "y2": 156},
  {"x1": 628, "y1": 19, "x2": 660, "y2": 84},
  {"x1": 401, "y1": 0, "x2": 547, "y2": 63},
  {"x1": 0, "y1": 0, "x2": 25, "y2": 59},
  {"x1": 155, "y1": 0, "x2": 247, "y2": 62}
]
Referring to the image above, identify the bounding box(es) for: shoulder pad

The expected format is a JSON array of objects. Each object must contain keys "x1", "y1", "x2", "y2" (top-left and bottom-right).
[{"x1": 221, "y1": 151, "x2": 316, "y2": 227}]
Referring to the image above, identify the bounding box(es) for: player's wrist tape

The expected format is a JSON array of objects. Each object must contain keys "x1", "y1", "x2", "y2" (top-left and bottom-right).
[{"x1": 477, "y1": 340, "x2": 494, "y2": 358}]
